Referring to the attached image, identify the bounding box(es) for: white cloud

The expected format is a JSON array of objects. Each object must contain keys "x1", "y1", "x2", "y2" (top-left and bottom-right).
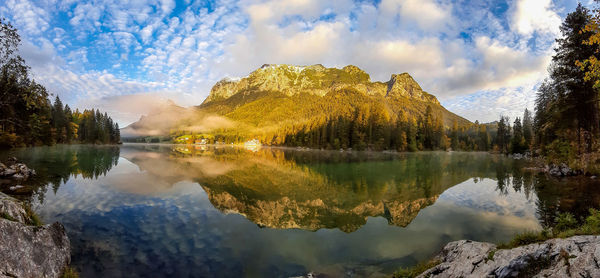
[
  {"x1": 380, "y1": 0, "x2": 451, "y2": 31},
  {"x1": 69, "y1": 3, "x2": 102, "y2": 31},
  {"x1": 511, "y1": 0, "x2": 561, "y2": 36},
  {"x1": 0, "y1": 0, "x2": 580, "y2": 124},
  {"x1": 2, "y1": 0, "x2": 50, "y2": 35},
  {"x1": 443, "y1": 84, "x2": 538, "y2": 123}
]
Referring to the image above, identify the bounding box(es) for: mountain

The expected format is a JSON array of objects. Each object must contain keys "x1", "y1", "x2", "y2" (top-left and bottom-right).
[
  {"x1": 203, "y1": 64, "x2": 440, "y2": 103},
  {"x1": 123, "y1": 64, "x2": 471, "y2": 150},
  {"x1": 121, "y1": 100, "x2": 189, "y2": 137},
  {"x1": 200, "y1": 64, "x2": 468, "y2": 126},
  {"x1": 121, "y1": 100, "x2": 233, "y2": 138}
]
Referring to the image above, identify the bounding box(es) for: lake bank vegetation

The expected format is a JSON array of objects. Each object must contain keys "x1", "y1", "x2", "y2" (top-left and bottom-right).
[{"x1": 0, "y1": 19, "x2": 120, "y2": 149}]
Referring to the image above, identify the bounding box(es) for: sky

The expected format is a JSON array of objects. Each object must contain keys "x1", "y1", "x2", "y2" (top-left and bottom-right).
[{"x1": 0, "y1": 0, "x2": 593, "y2": 126}]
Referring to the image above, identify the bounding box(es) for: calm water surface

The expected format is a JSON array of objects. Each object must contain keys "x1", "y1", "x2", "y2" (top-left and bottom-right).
[{"x1": 2, "y1": 144, "x2": 600, "y2": 277}]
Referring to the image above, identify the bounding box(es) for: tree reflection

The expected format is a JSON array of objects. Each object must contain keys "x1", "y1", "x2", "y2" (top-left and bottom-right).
[
  {"x1": 494, "y1": 160, "x2": 600, "y2": 229},
  {"x1": 5, "y1": 144, "x2": 600, "y2": 233},
  {"x1": 120, "y1": 147, "x2": 539, "y2": 232},
  {"x1": 0, "y1": 145, "x2": 120, "y2": 202}
]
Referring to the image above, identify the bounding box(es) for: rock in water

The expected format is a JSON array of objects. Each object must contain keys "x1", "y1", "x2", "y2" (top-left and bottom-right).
[
  {"x1": 0, "y1": 192, "x2": 71, "y2": 278},
  {"x1": 418, "y1": 236, "x2": 600, "y2": 278},
  {"x1": 0, "y1": 157, "x2": 36, "y2": 181}
]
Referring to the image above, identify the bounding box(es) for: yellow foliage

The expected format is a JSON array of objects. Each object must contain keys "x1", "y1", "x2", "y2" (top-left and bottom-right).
[{"x1": 579, "y1": 8, "x2": 600, "y2": 89}]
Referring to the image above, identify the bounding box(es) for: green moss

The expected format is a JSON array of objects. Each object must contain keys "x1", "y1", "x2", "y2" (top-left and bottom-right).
[
  {"x1": 61, "y1": 266, "x2": 79, "y2": 278},
  {"x1": 392, "y1": 259, "x2": 441, "y2": 278},
  {"x1": 0, "y1": 212, "x2": 16, "y2": 222},
  {"x1": 486, "y1": 250, "x2": 496, "y2": 262},
  {"x1": 497, "y1": 230, "x2": 550, "y2": 249},
  {"x1": 23, "y1": 204, "x2": 42, "y2": 226},
  {"x1": 1, "y1": 204, "x2": 41, "y2": 226}
]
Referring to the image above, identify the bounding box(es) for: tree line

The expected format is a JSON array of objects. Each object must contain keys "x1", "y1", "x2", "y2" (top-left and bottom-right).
[
  {"x1": 531, "y1": 3, "x2": 600, "y2": 165},
  {"x1": 0, "y1": 19, "x2": 120, "y2": 148},
  {"x1": 187, "y1": 96, "x2": 523, "y2": 153}
]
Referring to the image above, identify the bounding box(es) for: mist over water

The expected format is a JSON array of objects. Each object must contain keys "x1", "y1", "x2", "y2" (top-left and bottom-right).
[{"x1": 2, "y1": 144, "x2": 599, "y2": 277}]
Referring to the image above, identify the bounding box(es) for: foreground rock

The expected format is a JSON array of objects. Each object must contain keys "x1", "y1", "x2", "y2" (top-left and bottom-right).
[
  {"x1": 0, "y1": 192, "x2": 71, "y2": 278},
  {"x1": 418, "y1": 236, "x2": 600, "y2": 278}
]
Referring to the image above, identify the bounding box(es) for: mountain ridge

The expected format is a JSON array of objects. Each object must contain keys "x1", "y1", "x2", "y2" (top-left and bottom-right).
[
  {"x1": 123, "y1": 64, "x2": 471, "y2": 150},
  {"x1": 202, "y1": 64, "x2": 441, "y2": 105}
]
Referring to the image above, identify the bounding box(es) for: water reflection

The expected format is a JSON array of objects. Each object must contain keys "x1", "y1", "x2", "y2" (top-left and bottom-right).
[
  {"x1": 0, "y1": 145, "x2": 119, "y2": 201},
  {"x1": 122, "y1": 146, "x2": 528, "y2": 232},
  {"x1": 1, "y1": 144, "x2": 600, "y2": 277}
]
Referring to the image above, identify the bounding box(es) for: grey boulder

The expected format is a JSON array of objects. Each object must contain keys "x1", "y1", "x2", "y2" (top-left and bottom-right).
[
  {"x1": 0, "y1": 192, "x2": 71, "y2": 278},
  {"x1": 419, "y1": 236, "x2": 600, "y2": 278}
]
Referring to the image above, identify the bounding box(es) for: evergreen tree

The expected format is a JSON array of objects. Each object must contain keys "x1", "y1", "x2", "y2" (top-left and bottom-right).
[
  {"x1": 496, "y1": 116, "x2": 511, "y2": 154},
  {"x1": 511, "y1": 117, "x2": 526, "y2": 154},
  {"x1": 0, "y1": 20, "x2": 120, "y2": 148},
  {"x1": 535, "y1": 4, "x2": 599, "y2": 153},
  {"x1": 451, "y1": 120, "x2": 459, "y2": 150},
  {"x1": 522, "y1": 108, "x2": 533, "y2": 148}
]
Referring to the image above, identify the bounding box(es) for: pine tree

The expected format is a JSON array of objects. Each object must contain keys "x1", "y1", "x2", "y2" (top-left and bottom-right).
[
  {"x1": 497, "y1": 116, "x2": 511, "y2": 154},
  {"x1": 511, "y1": 117, "x2": 526, "y2": 154},
  {"x1": 535, "y1": 4, "x2": 599, "y2": 153},
  {"x1": 522, "y1": 108, "x2": 533, "y2": 148}
]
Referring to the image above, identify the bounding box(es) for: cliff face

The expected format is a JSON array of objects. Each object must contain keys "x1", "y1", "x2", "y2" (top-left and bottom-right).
[{"x1": 203, "y1": 64, "x2": 440, "y2": 105}]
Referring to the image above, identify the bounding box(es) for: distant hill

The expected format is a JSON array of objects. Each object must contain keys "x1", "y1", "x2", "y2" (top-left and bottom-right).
[
  {"x1": 123, "y1": 64, "x2": 472, "y2": 150},
  {"x1": 121, "y1": 100, "x2": 188, "y2": 137}
]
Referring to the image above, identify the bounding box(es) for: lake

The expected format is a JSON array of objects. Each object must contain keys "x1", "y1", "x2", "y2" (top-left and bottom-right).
[{"x1": 1, "y1": 144, "x2": 600, "y2": 277}]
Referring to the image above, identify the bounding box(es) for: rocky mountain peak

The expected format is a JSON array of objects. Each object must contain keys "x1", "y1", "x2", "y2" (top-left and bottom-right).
[
  {"x1": 386, "y1": 73, "x2": 422, "y2": 97},
  {"x1": 385, "y1": 73, "x2": 440, "y2": 104},
  {"x1": 203, "y1": 64, "x2": 439, "y2": 105}
]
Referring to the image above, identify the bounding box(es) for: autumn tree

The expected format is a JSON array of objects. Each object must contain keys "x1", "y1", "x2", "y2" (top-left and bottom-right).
[{"x1": 537, "y1": 4, "x2": 599, "y2": 154}]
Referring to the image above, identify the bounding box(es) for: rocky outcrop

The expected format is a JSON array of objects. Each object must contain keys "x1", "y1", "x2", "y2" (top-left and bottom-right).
[
  {"x1": 545, "y1": 163, "x2": 582, "y2": 177},
  {"x1": 418, "y1": 236, "x2": 600, "y2": 278},
  {"x1": 203, "y1": 64, "x2": 441, "y2": 104},
  {"x1": 386, "y1": 73, "x2": 440, "y2": 104},
  {"x1": 0, "y1": 157, "x2": 36, "y2": 180},
  {"x1": 0, "y1": 192, "x2": 71, "y2": 278}
]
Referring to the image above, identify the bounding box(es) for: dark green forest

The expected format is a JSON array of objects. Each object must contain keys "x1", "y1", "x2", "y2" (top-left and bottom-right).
[
  {"x1": 531, "y1": 4, "x2": 600, "y2": 172},
  {"x1": 0, "y1": 19, "x2": 120, "y2": 149}
]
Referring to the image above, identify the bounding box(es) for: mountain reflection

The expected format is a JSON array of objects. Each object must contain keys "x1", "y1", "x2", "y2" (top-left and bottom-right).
[
  {"x1": 3, "y1": 144, "x2": 600, "y2": 233},
  {"x1": 118, "y1": 145, "x2": 531, "y2": 232}
]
